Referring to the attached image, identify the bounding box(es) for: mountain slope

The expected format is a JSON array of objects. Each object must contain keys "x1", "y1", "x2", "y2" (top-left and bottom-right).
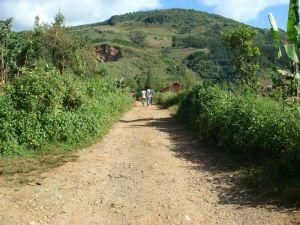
[{"x1": 71, "y1": 9, "x2": 287, "y2": 90}]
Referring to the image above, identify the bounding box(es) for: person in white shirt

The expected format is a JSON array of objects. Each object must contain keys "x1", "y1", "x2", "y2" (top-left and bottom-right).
[{"x1": 141, "y1": 89, "x2": 146, "y2": 106}]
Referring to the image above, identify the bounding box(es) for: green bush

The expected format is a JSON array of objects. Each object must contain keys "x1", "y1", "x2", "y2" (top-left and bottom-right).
[
  {"x1": 156, "y1": 92, "x2": 186, "y2": 108},
  {"x1": 6, "y1": 67, "x2": 66, "y2": 114},
  {"x1": 0, "y1": 95, "x2": 22, "y2": 155},
  {"x1": 0, "y1": 65, "x2": 132, "y2": 156},
  {"x1": 177, "y1": 85, "x2": 300, "y2": 186}
]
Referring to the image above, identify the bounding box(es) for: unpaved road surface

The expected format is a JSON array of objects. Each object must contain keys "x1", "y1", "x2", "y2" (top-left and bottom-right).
[{"x1": 0, "y1": 104, "x2": 298, "y2": 225}]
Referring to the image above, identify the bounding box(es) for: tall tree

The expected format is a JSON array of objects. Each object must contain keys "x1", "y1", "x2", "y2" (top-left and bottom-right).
[
  {"x1": 53, "y1": 10, "x2": 65, "y2": 27},
  {"x1": 222, "y1": 27, "x2": 261, "y2": 88},
  {"x1": 0, "y1": 19, "x2": 13, "y2": 83},
  {"x1": 44, "y1": 11, "x2": 77, "y2": 74},
  {"x1": 31, "y1": 16, "x2": 44, "y2": 60}
]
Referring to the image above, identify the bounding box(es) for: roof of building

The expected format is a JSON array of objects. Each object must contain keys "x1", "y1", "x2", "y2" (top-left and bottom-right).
[{"x1": 159, "y1": 82, "x2": 182, "y2": 92}]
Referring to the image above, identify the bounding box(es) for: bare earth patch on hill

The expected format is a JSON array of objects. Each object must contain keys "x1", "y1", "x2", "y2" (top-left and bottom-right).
[{"x1": 0, "y1": 104, "x2": 298, "y2": 225}]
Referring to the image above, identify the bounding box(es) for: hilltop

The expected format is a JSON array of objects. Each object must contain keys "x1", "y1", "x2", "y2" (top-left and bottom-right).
[{"x1": 71, "y1": 9, "x2": 286, "y2": 90}]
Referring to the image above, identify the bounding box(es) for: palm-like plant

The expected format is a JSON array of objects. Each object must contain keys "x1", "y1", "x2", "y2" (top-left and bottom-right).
[{"x1": 269, "y1": 0, "x2": 300, "y2": 102}]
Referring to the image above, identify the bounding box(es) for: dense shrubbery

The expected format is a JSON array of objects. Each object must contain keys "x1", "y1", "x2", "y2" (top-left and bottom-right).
[
  {"x1": 156, "y1": 85, "x2": 300, "y2": 201},
  {"x1": 129, "y1": 31, "x2": 147, "y2": 46},
  {"x1": 176, "y1": 85, "x2": 300, "y2": 198},
  {"x1": 0, "y1": 65, "x2": 132, "y2": 156},
  {"x1": 155, "y1": 92, "x2": 185, "y2": 108},
  {"x1": 0, "y1": 13, "x2": 134, "y2": 157},
  {"x1": 185, "y1": 51, "x2": 229, "y2": 82},
  {"x1": 178, "y1": 85, "x2": 299, "y2": 154},
  {"x1": 172, "y1": 35, "x2": 209, "y2": 49},
  {"x1": 104, "y1": 9, "x2": 236, "y2": 28}
]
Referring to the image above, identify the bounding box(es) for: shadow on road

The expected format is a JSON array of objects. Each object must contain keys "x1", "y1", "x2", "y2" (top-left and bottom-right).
[
  {"x1": 119, "y1": 118, "x2": 155, "y2": 123},
  {"x1": 122, "y1": 112, "x2": 298, "y2": 212}
]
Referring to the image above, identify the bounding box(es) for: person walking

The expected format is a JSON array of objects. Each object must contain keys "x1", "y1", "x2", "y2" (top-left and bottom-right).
[
  {"x1": 141, "y1": 89, "x2": 146, "y2": 106},
  {"x1": 150, "y1": 88, "x2": 154, "y2": 104},
  {"x1": 146, "y1": 88, "x2": 153, "y2": 106}
]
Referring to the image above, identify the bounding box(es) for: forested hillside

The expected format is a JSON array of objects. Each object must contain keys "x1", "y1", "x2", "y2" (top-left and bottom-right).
[{"x1": 71, "y1": 9, "x2": 288, "y2": 88}]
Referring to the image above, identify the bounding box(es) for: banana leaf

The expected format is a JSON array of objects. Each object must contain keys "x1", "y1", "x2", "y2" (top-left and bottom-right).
[
  {"x1": 285, "y1": 44, "x2": 299, "y2": 63},
  {"x1": 295, "y1": 24, "x2": 300, "y2": 46},
  {"x1": 295, "y1": 72, "x2": 300, "y2": 81},
  {"x1": 268, "y1": 13, "x2": 282, "y2": 58},
  {"x1": 295, "y1": 0, "x2": 300, "y2": 23},
  {"x1": 287, "y1": 0, "x2": 300, "y2": 45},
  {"x1": 295, "y1": 0, "x2": 300, "y2": 47}
]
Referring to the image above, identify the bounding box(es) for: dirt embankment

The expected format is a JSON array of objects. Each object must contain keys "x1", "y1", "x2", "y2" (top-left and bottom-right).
[
  {"x1": 0, "y1": 104, "x2": 298, "y2": 225},
  {"x1": 94, "y1": 44, "x2": 122, "y2": 62}
]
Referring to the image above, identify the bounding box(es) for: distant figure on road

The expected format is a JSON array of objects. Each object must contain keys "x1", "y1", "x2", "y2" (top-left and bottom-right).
[
  {"x1": 141, "y1": 89, "x2": 146, "y2": 106},
  {"x1": 146, "y1": 88, "x2": 153, "y2": 106}
]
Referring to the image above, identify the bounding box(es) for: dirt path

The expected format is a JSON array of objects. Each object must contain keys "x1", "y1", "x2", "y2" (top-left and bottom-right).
[{"x1": 0, "y1": 104, "x2": 297, "y2": 225}]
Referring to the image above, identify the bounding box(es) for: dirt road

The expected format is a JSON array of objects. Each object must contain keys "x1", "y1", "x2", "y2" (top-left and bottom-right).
[{"x1": 0, "y1": 104, "x2": 297, "y2": 225}]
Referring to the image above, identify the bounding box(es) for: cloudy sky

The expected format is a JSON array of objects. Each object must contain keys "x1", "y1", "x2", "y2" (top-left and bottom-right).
[{"x1": 0, "y1": 0, "x2": 289, "y2": 30}]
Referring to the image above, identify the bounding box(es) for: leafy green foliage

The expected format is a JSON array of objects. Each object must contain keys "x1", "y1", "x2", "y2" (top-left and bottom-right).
[
  {"x1": 0, "y1": 14, "x2": 97, "y2": 81},
  {"x1": 102, "y1": 9, "x2": 238, "y2": 30},
  {"x1": 0, "y1": 19, "x2": 33, "y2": 82},
  {"x1": 176, "y1": 85, "x2": 300, "y2": 201},
  {"x1": 144, "y1": 14, "x2": 170, "y2": 25},
  {"x1": 155, "y1": 92, "x2": 185, "y2": 108},
  {"x1": 0, "y1": 64, "x2": 132, "y2": 156},
  {"x1": 129, "y1": 31, "x2": 146, "y2": 46},
  {"x1": 53, "y1": 10, "x2": 65, "y2": 27},
  {"x1": 269, "y1": 3, "x2": 300, "y2": 101},
  {"x1": 268, "y1": 13, "x2": 282, "y2": 58},
  {"x1": 287, "y1": 0, "x2": 300, "y2": 45},
  {"x1": 44, "y1": 20, "x2": 81, "y2": 74},
  {"x1": 172, "y1": 35, "x2": 213, "y2": 49},
  {"x1": 222, "y1": 27, "x2": 261, "y2": 87},
  {"x1": 184, "y1": 51, "x2": 228, "y2": 82}
]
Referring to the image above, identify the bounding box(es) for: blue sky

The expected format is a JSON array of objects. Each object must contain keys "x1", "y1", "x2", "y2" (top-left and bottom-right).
[
  {"x1": 160, "y1": 0, "x2": 288, "y2": 30},
  {"x1": 249, "y1": 4, "x2": 288, "y2": 29},
  {"x1": 0, "y1": 0, "x2": 289, "y2": 30}
]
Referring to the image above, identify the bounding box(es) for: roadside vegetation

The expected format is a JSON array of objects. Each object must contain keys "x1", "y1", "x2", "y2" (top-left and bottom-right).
[
  {"x1": 0, "y1": 12, "x2": 132, "y2": 181},
  {"x1": 178, "y1": 85, "x2": 299, "y2": 202},
  {"x1": 156, "y1": 4, "x2": 300, "y2": 205},
  {"x1": 0, "y1": 68, "x2": 132, "y2": 156},
  {"x1": 158, "y1": 86, "x2": 299, "y2": 204}
]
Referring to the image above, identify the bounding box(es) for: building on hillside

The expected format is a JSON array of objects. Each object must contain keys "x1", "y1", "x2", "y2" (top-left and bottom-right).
[{"x1": 159, "y1": 82, "x2": 182, "y2": 93}]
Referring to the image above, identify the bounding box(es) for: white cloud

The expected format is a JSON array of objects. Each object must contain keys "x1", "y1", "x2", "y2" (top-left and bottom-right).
[
  {"x1": 0, "y1": 0, "x2": 161, "y2": 30},
  {"x1": 201, "y1": 0, "x2": 288, "y2": 22}
]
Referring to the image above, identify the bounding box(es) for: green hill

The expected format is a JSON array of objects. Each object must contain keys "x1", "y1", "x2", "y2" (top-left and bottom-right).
[{"x1": 71, "y1": 9, "x2": 287, "y2": 90}]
